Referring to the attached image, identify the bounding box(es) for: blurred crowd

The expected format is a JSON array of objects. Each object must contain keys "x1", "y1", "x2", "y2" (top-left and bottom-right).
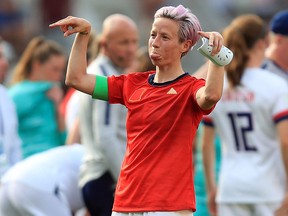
[
  {"x1": 0, "y1": 0, "x2": 288, "y2": 216},
  {"x1": 0, "y1": 0, "x2": 287, "y2": 75}
]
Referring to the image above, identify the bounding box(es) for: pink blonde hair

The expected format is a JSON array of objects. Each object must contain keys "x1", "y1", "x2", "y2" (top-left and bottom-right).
[{"x1": 154, "y1": 5, "x2": 202, "y2": 56}]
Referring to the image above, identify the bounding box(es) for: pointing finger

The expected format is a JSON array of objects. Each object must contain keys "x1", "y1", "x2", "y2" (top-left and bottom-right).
[{"x1": 49, "y1": 16, "x2": 73, "y2": 28}]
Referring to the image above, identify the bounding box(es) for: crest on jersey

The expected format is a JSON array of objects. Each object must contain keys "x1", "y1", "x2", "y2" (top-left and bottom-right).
[{"x1": 129, "y1": 88, "x2": 146, "y2": 102}]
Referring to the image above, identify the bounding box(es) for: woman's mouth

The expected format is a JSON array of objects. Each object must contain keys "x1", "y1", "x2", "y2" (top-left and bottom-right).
[{"x1": 150, "y1": 53, "x2": 161, "y2": 61}]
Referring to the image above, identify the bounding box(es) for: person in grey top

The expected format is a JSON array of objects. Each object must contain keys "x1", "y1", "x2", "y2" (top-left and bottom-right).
[
  {"x1": 73, "y1": 14, "x2": 139, "y2": 216},
  {"x1": 0, "y1": 37, "x2": 22, "y2": 177}
]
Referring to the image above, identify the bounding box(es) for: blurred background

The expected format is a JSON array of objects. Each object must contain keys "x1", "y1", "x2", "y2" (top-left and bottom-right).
[{"x1": 1, "y1": 0, "x2": 287, "y2": 78}]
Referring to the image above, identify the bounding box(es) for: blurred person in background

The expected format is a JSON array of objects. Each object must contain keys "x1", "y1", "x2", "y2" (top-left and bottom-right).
[
  {"x1": 0, "y1": 36, "x2": 22, "y2": 178},
  {"x1": 0, "y1": 144, "x2": 85, "y2": 216},
  {"x1": 125, "y1": 46, "x2": 155, "y2": 74},
  {"x1": 8, "y1": 36, "x2": 67, "y2": 159},
  {"x1": 192, "y1": 62, "x2": 222, "y2": 216},
  {"x1": 0, "y1": 0, "x2": 26, "y2": 57},
  {"x1": 202, "y1": 14, "x2": 288, "y2": 216},
  {"x1": 194, "y1": 125, "x2": 221, "y2": 216},
  {"x1": 263, "y1": 10, "x2": 288, "y2": 82},
  {"x1": 262, "y1": 16, "x2": 288, "y2": 215},
  {"x1": 0, "y1": 38, "x2": 9, "y2": 85}
]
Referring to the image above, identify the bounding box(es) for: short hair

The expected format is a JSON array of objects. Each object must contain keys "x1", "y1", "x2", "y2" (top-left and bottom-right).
[
  {"x1": 154, "y1": 5, "x2": 202, "y2": 56},
  {"x1": 270, "y1": 10, "x2": 288, "y2": 36}
]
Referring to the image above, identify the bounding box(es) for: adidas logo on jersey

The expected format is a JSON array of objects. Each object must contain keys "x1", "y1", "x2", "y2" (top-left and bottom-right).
[{"x1": 167, "y1": 88, "x2": 177, "y2": 94}]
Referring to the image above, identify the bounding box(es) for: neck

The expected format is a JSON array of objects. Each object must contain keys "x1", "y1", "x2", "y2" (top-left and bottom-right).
[
  {"x1": 246, "y1": 46, "x2": 265, "y2": 68},
  {"x1": 246, "y1": 57, "x2": 263, "y2": 69},
  {"x1": 154, "y1": 64, "x2": 184, "y2": 83},
  {"x1": 28, "y1": 72, "x2": 39, "y2": 81}
]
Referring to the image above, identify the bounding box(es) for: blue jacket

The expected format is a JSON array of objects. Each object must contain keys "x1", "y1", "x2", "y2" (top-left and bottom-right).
[{"x1": 9, "y1": 81, "x2": 66, "y2": 158}]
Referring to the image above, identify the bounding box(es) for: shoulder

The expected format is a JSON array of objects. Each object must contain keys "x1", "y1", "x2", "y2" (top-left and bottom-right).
[
  {"x1": 188, "y1": 74, "x2": 206, "y2": 86},
  {"x1": 132, "y1": 70, "x2": 155, "y2": 78},
  {"x1": 114, "y1": 71, "x2": 155, "y2": 83},
  {"x1": 245, "y1": 68, "x2": 287, "y2": 87},
  {"x1": 244, "y1": 68, "x2": 288, "y2": 97},
  {"x1": 189, "y1": 74, "x2": 205, "y2": 81},
  {"x1": 127, "y1": 70, "x2": 155, "y2": 77},
  {"x1": 260, "y1": 68, "x2": 287, "y2": 88},
  {"x1": 9, "y1": 81, "x2": 53, "y2": 94}
]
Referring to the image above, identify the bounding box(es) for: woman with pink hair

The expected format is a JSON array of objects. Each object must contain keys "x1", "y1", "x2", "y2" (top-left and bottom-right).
[{"x1": 50, "y1": 4, "x2": 230, "y2": 216}]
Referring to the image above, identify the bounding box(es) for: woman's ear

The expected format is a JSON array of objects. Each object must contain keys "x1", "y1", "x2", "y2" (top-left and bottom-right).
[{"x1": 182, "y1": 40, "x2": 192, "y2": 53}]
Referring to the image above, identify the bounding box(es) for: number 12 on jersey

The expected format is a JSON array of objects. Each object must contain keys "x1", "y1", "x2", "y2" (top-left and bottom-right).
[{"x1": 227, "y1": 112, "x2": 257, "y2": 152}]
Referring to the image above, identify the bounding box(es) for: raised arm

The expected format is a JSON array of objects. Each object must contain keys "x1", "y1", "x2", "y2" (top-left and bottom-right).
[
  {"x1": 196, "y1": 31, "x2": 225, "y2": 110},
  {"x1": 49, "y1": 16, "x2": 96, "y2": 95}
]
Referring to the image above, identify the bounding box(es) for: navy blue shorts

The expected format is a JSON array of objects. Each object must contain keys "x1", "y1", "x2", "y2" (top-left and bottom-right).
[{"x1": 82, "y1": 171, "x2": 115, "y2": 216}]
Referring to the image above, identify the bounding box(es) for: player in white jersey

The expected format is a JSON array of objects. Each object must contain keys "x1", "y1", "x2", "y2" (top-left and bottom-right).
[
  {"x1": 0, "y1": 144, "x2": 85, "y2": 216},
  {"x1": 202, "y1": 15, "x2": 288, "y2": 216}
]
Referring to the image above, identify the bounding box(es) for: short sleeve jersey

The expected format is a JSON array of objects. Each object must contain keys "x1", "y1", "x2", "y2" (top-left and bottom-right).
[
  {"x1": 108, "y1": 71, "x2": 213, "y2": 212},
  {"x1": 262, "y1": 58, "x2": 288, "y2": 83},
  {"x1": 203, "y1": 68, "x2": 288, "y2": 203}
]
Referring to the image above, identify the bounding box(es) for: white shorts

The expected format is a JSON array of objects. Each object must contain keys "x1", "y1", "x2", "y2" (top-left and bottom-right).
[
  {"x1": 112, "y1": 210, "x2": 193, "y2": 216},
  {"x1": 218, "y1": 203, "x2": 281, "y2": 216}
]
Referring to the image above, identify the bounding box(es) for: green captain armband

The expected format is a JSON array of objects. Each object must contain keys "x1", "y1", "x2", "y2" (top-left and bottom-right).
[{"x1": 92, "y1": 75, "x2": 108, "y2": 101}]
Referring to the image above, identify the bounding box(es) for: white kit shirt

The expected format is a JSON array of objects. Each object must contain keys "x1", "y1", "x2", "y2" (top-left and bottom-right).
[
  {"x1": 78, "y1": 55, "x2": 127, "y2": 187},
  {"x1": 0, "y1": 85, "x2": 22, "y2": 177},
  {"x1": 1, "y1": 144, "x2": 85, "y2": 210},
  {"x1": 262, "y1": 58, "x2": 288, "y2": 83},
  {"x1": 203, "y1": 68, "x2": 288, "y2": 203}
]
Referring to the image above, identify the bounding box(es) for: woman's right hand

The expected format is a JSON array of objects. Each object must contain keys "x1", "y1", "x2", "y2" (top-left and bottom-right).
[
  {"x1": 207, "y1": 187, "x2": 217, "y2": 216},
  {"x1": 49, "y1": 16, "x2": 91, "y2": 37},
  {"x1": 46, "y1": 85, "x2": 64, "y2": 106}
]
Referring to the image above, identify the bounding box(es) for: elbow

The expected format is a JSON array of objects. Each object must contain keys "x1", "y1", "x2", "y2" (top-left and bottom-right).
[
  {"x1": 65, "y1": 77, "x2": 73, "y2": 88},
  {"x1": 205, "y1": 92, "x2": 222, "y2": 105},
  {"x1": 65, "y1": 77, "x2": 74, "y2": 88},
  {"x1": 65, "y1": 74, "x2": 81, "y2": 89}
]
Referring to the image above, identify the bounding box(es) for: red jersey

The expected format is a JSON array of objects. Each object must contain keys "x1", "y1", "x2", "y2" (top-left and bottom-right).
[{"x1": 108, "y1": 71, "x2": 213, "y2": 212}]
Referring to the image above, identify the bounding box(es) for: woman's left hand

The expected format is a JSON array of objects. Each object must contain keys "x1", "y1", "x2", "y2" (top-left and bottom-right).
[{"x1": 198, "y1": 31, "x2": 223, "y2": 56}]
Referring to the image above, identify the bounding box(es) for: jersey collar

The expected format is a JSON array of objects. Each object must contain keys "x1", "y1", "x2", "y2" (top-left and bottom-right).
[{"x1": 148, "y1": 72, "x2": 189, "y2": 86}]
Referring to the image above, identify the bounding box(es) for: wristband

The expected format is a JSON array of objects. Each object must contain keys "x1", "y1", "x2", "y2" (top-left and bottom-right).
[{"x1": 92, "y1": 75, "x2": 108, "y2": 101}]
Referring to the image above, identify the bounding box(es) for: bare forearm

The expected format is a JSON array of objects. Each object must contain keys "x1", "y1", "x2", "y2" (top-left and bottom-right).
[
  {"x1": 66, "y1": 33, "x2": 90, "y2": 92},
  {"x1": 196, "y1": 62, "x2": 225, "y2": 110},
  {"x1": 205, "y1": 62, "x2": 224, "y2": 101}
]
